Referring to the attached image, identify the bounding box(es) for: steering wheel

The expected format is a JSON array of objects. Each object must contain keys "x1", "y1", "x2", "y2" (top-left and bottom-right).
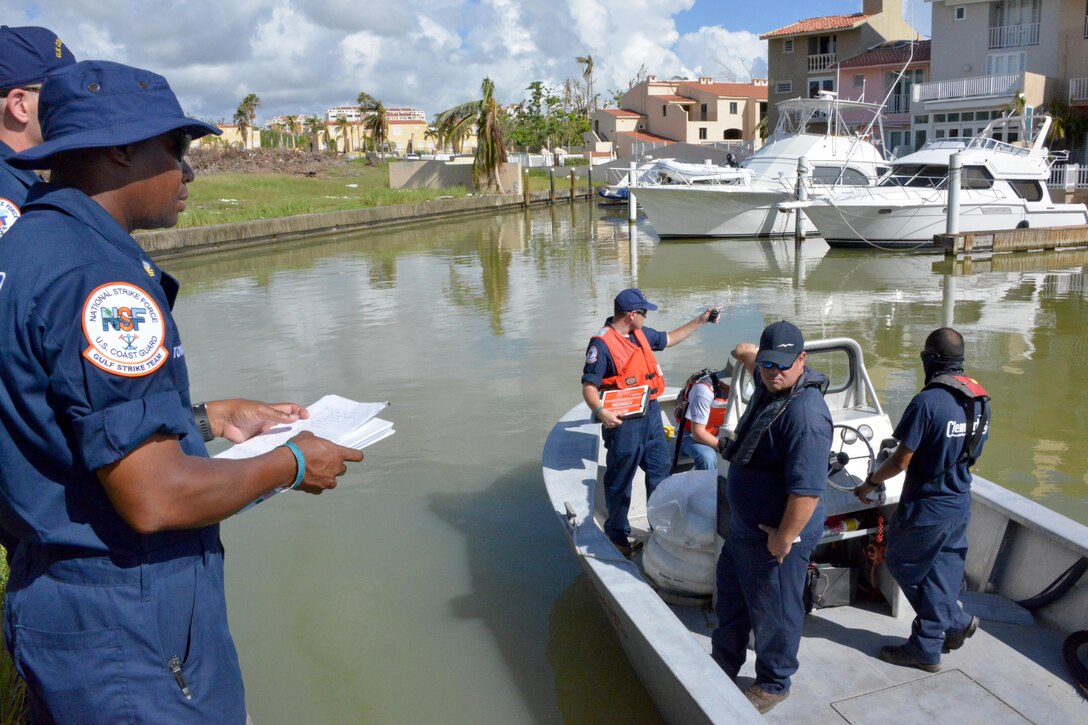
[{"x1": 827, "y1": 424, "x2": 876, "y2": 492}]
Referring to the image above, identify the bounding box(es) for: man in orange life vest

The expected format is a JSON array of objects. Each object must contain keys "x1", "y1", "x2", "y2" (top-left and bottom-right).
[{"x1": 581, "y1": 288, "x2": 719, "y2": 553}]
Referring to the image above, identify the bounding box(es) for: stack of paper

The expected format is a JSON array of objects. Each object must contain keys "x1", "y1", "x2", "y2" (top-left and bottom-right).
[{"x1": 216, "y1": 394, "x2": 395, "y2": 509}]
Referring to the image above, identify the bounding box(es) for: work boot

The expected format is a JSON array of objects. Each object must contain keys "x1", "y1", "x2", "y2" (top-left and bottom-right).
[
  {"x1": 614, "y1": 538, "x2": 643, "y2": 558},
  {"x1": 943, "y1": 615, "x2": 980, "y2": 652},
  {"x1": 744, "y1": 684, "x2": 789, "y2": 714},
  {"x1": 879, "y1": 644, "x2": 940, "y2": 673}
]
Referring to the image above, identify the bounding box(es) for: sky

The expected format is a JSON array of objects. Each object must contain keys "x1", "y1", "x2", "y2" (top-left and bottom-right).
[{"x1": 8, "y1": 0, "x2": 932, "y2": 125}]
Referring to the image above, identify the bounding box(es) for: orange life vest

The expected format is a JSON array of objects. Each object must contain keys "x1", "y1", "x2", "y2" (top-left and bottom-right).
[
  {"x1": 594, "y1": 325, "x2": 666, "y2": 400},
  {"x1": 682, "y1": 379, "x2": 729, "y2": 437}
]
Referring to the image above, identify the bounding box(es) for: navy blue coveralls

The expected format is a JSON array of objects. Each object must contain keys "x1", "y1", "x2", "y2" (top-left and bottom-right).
[
  {"x1": 886, "y1": 386, "x2": 989, "y2": 664},
  {"x1": 582, "y1": 322, "x2": 672, "y2": 546},
  {"x1": 711, "y1": 369, "x2": 831, "y2": 695},
  {"x1": 0, "y1": 139, "x2": 40, "y2": 238},
  {"x1": 0, "y1": 184, "x2": 246, "y2": 723}
]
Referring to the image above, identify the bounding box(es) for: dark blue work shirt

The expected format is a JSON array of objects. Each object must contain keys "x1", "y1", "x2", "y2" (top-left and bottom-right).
[
  {"x1": 0, "y1": 140, "x2": 41, "y2": 237},
  {"x1": 894, "y1": 386, "x2": 989, "y2": 525},
  {"x1": 0, "y1": 183, "x2": 210, "y2": 556},
  {"x1": 726, "y1": 370, "x2": 831, "y2": 540},
  {"x1": 581, "y1": 319, "x2": 667, "y2": 388}
]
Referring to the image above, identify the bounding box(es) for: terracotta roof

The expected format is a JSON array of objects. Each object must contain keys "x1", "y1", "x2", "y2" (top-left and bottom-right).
[
  {"x1": 616, "y1": 130, "x2": 675, "y2": 144},
  {"x1": 677, "y1": 82, "x2": 769, "y2": 100},
  {"x1": 389, "y1": 119, "x2": 428, "y2": 125},
  {"x1": 600, "y1": 108, "x2": 642, "y2": 118},
  {"x1": 654, "y1": 94, "x2": 695, "y2": 103},
  {"x1": 838, "y1": 40, "x2": 931, "y2": 69},
  {"x1": 761, "y1": 14, "x2": 869, "y2": 39}
]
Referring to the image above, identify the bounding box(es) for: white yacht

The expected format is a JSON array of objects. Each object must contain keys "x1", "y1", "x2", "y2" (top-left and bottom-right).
[
  {"x1": 797, "y1": 114, "x2": 1088, "y2": 250},
  {"x1": 633, "y1": 93, "x2": 889, "y2": 238}
]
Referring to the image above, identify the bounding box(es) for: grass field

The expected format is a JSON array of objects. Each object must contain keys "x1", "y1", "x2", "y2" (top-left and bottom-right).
[{"x1": 181, "y1": 161, "x2": 600, "y2": 228}]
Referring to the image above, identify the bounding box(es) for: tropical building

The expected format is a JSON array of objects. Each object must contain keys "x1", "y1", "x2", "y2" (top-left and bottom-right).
[
  {"x1": 212, "y1": 123, "x2": 261, "y2": 149},
  {"x1": 836, "y1": 39, "x2": 931, "y2": 155},
  {"x1": 760, "y1": 0, "x2": 920, "y2": 130},
  {"x1": 914, "y1": 0, "x2": 1088, "y2": 159},
  {"x1": 591, "y1": 77, "x2": 769, "y2": 158}
]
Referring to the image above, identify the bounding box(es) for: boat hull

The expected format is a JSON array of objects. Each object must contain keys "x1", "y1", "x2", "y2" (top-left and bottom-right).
[{"x1": 635, "y1": 185, "x2": 812, "y2": 238}]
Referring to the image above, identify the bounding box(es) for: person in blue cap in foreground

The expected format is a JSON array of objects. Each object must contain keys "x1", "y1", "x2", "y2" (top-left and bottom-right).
[
  {"x1": 581, "y1": 288, "x2": 719, "y2": 555},
  {"x1": 0, "y1": 25, "x2": 76, "y2": 237},
  {"x1": 0, "y1": 61, "x2": 364, "y2": 722},
  {"x1": 712, "y1": 321, "x2": 831, "y2": 714}
]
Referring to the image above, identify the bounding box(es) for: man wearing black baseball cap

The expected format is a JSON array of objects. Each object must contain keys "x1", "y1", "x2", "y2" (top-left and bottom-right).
[
  {"x1": 0, "y1": 61, "x2": 364, "y2": 722},
  {"x1": 0, "y1": 25, "x2": 76, "y2": 237},
  {"x1": 711, "y1": 320, "x2": 832, "y2": 713},
  {"x1": 582, "y1": 288, "x2": 719, "y2": 555}
]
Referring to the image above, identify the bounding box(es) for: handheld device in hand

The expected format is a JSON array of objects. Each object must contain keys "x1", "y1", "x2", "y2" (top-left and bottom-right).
[{"x1": 709, "y1": 308, "x2": 720, "y2": 323}]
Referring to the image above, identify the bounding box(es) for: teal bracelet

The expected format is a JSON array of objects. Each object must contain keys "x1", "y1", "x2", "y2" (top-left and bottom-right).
[{"x1": 281, "y1": 441, "x2": 305, "y2": 490}]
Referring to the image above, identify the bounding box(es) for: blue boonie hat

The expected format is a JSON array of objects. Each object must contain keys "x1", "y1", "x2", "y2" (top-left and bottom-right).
[
  {"x1": 0, "y1": 26, "x2": 76, "y2": 90},
  {"x1": 7, "y1": 60, "x2": 221, "y2": 170},
  {"x1": 755, "y1": 320, "x2": 805, "y2": 367},
  {"x1": 615, "y1": 288, "x2": 658, "y2": 312}
]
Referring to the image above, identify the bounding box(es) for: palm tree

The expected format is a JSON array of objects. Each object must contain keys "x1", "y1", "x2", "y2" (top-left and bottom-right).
[
  {"x1": 305, "y1": 115, "x2": 326, "y2": 153},
  {"x1": 474, "y1": 78, "x2": 508, "y2": 192},
  {"x1": 357, "y1": 91, "x2": 378, "y2": 112},
  {"x1": 363, "y1": 101, "x2": 390, "y2": 160},
  {"x1": 336, "y1": 115, "x2": 352, "y2": 154},
  {"x1": 436, "y1": 78, "x2": 509, "y2": 190},
  {"x1": 576, "y1": 54, "x2": 595, "y2": 118},
  {"x1": 233, "y1": 93, "x2": 261, "y2": 148}
]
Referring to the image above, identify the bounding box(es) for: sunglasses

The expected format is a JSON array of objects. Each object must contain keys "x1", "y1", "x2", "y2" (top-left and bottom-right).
[
  {"x1": 758, "y1": 360, "x2": 792, "y2": 371},
  {"x1": 633, "y1": 309, "x2": 648, "y2": 317},
  {"x1": 170, "y1": 131, "x2": 192, "y2": 162},
  {"x1": 0, "y1": 84, "x2": 43, "y2": 98}
]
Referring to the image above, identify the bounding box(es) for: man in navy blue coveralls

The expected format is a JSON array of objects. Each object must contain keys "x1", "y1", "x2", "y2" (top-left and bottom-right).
[
  {"x1": 856, "y1": 327, "x2": 988, "y2": 671},
  {"x1": 0, "y1": 61, "x2": 363, "y2": 723},
  {"x1": 711, "y1": 321, "x2": 831, "y2": 714},
  {"x1": 0, "y1": 26, "x2": 76, "y2": 240},
  {"x1": 581, "y1": 288, "x2": 717, "y2": 554}
]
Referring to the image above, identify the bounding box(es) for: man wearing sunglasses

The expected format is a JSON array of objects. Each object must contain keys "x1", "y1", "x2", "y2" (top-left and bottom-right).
[
  {"x1": 582, "y1": 288, "x2": 719, "y2": 555},
  {"x1": 711, "y1": 320, "x2": 832, "y2": 714},
  {"x1": 854, "y1": 328, "x2": 989, "y2": 673},
  {"x1": 0, "y1": 61, "x2": 364, "y2": 722},
  {"x1": 0, "y1": 26, "x2": 76, "y2": 238}
]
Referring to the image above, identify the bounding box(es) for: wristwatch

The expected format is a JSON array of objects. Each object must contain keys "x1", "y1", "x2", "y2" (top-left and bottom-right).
[{"x1": 192, "y1": 402, "x2": 215, "y2": 442}]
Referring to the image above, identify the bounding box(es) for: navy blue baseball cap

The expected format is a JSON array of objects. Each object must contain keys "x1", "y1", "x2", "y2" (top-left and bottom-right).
[
  {"x1": 614, "y1": 288, "x2": 658, "y2": 312},
  {"x1": 8, "y1": 60, "x2": 221, "y2": 170},
  {"x1": 0, "y1": 26, "x2": 76, "y2": 90},
  {"x1": 755, "y1": 320, "x2": 805, "y2": 367}
]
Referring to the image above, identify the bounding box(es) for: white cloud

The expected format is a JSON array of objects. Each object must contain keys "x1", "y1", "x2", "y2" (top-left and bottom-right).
[{"x1": 13, "y1": 0, "x2": 778, "y2": 123}]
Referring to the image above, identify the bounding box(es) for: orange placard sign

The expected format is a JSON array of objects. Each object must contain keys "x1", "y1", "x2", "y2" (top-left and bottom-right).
[{"x1": 601, "y1": 385, "x2": 649, "y2": 418}]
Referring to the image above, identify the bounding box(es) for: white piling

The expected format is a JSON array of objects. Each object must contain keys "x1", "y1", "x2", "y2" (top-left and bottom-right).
[
  {"x1": 627, "y1": 161, "x2": 638, "y2": 222},
  {"x1": 946, "y1": 152, "x2": 962, "y2": 236},
  {"x1": 795, "y1": 156, "x2": 810, "y2": 241}
]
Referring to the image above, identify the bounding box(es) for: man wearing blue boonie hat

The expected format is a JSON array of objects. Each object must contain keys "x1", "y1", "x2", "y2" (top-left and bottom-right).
[
  {"x1": 0, "y1": 61, "x2": 364, "y2": 723},
  {"x1": 581, "y1": 288, "x2": 720, "y2": 555},
  {"x1": 0, "y1": 25, "x2": 76, "y2": 238}
]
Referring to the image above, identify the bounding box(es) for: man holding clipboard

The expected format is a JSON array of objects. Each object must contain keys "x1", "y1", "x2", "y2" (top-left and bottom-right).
[{"x1": 581, "y1": 288, "x2": 719, "y2": 555}]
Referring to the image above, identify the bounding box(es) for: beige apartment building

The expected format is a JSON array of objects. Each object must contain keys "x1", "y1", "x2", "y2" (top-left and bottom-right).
[
  {"x1": 761, "y1": 0, "x2": 920, "y2": 130},
  {"x1": 591, "y1": 77, "x2": 768, "y2": 158},
  {"x1": 914, "y1": 0, "x2": 1088, "y2": 156}
]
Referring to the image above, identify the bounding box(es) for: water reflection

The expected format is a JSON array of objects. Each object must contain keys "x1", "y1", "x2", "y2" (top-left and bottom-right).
[{"x1": 162, "y1": 203, "x2": 1086, "y2": 723}]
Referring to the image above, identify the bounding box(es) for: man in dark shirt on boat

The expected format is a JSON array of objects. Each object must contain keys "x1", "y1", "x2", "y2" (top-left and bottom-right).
[
  {"x1": 581, "y1": 288, "x2": 717, "y2": 555},
  {"x1": 711, "y1": 321, "x2": 831, "y2": 714},
  {"x1": 855, "y1": 327, "x2": 989, "y2": 672}
]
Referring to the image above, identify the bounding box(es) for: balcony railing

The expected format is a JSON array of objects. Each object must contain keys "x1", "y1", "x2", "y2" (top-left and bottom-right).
[
  {"x1": 913, "y1": 73, "x2": 1020, "y2": 103},
  {"x1": 989, "y1": 22, "x2": 1039, "y2": 48},
  {"x1": 1070, "y1": 78, "x2": 1088, "y2": 103},
  {"x1": 887, "y1": 92, "x2": 911, "y2": 114},
  {"x1": 808, "y1": 53, "x2": 836, "y2": 72}
]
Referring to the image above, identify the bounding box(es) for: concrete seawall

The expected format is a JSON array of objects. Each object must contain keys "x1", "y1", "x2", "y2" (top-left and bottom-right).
[{"x1": 138, "y1": 189, "x2": 590, "y2": 260}]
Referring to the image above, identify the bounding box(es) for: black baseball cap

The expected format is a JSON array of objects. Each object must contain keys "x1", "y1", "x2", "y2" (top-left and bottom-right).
[{"x1": 755, "y1": 320, "x2": 804, "y2": 367}]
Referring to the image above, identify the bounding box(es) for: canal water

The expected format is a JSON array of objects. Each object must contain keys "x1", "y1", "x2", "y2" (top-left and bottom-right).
[{"x1": 165, "y1": 202, "x2": 1087, "y2": 724}]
